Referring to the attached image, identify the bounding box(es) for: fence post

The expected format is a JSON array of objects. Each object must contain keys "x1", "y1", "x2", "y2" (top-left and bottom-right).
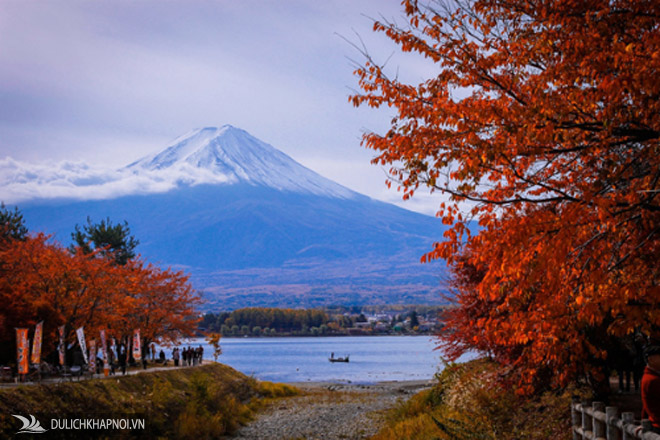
[
  {"x1": 642, "y1": 420, "x2": 653, "y2": 435},
  {"x1": 622, "y1": 412, "x2": 635, "y2": 440},
  {"x1": 606, "y1": 406, "x2": 621, "y2": 440},
  {"x1": 572, "y1": 398, "x2": 582, "y2": 440},
  {"x1": 583, "y1": 400, "x2": 593, "y2": 439},
  {"x1": 594, "y1": 402, "x2": 606, "y2": 439}
]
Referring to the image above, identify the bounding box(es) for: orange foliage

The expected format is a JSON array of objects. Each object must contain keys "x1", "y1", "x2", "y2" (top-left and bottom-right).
[
  {"x1": 0, "y1": 233, "x2": 201, "y2": 364},
  {"x1": 352, "y1": 0, "x2": 659, "y2": 392}
]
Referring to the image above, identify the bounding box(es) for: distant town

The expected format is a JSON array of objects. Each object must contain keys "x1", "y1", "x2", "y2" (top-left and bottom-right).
[{"x1": 199, "y1": 305, "x2": 447, "y2": 337}]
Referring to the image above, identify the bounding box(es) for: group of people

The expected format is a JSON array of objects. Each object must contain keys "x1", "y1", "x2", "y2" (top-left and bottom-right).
[
  {"x1": 65, "y1": 343, "x2": 205, "y2": 376},
  {"x1": 171, "y1": 346, "x2": 203, "y2": 367}
]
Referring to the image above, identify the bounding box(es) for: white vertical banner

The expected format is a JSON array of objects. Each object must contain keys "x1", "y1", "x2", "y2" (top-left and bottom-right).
[
  {"x1": 76, "y1": 327, "x2": 88, "y2": 364},
  {"x1": 98, "y1": 330, "x2": 107, "y2": 361},
  {"x1": 111, "y1": 337, "x2": 118, "y2": 360},
  {"x1": 100, "y1": 330, "x2": 109, "y2": 373}
]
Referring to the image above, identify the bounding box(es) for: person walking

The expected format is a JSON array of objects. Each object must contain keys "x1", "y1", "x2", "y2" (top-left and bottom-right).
[
  {"x1": 141, "y1": 345, "x2": 148, "y2": 370},
  {"x1": 118, "y1": 346, "x2": 127, "y2": 375},
  {"x1": 173, "y1": 347, "x2": 179, "y2": 367}
]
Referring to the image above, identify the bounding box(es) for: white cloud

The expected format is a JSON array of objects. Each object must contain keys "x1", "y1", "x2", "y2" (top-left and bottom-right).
[{"x1": 0, "y1": 157, "x2": 233, "y2": 204}]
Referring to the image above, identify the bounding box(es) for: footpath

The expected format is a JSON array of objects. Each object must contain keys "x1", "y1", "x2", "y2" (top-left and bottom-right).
[
  {"x1": 0, "y1": 363, "x2": 191, "y2": 388},
  {"x1": 226, "y1": 380, "x2": 432, "y2": 440}
]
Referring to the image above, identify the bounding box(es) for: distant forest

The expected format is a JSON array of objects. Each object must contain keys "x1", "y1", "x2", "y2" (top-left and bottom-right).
[{"x1": 199, "y1": 306, "x2": 446, "y2": 336}]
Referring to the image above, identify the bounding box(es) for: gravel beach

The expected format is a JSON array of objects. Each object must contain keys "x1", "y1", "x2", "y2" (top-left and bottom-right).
[{"x1": 226, "y1": 380, "x2": 433, "y2": 440}]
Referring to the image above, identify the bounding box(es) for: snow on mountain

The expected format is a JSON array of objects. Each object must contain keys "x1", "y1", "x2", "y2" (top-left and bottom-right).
[
  {"x1": 13, "y1": 125, "x2": 448, "y2": 308},
  {"x1": 0, "y1": 125, "x2": 357, "y2": 203},
  {"x1": 127, "y1": 125, "x2": 357, "y2": 199}
]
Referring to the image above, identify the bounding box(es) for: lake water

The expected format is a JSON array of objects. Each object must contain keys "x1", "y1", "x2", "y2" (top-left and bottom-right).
[{"x1": 164, "y1": 335, "x2": 464, "y2": 384}]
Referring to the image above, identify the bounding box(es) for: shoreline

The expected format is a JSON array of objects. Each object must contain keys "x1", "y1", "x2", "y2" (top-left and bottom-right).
[
  {"x1": 207, "y1": 333, "x2": 438, "y2": 339},
  {"x1": 287, "y1": 378, "x2": 434, "y2": 393}
]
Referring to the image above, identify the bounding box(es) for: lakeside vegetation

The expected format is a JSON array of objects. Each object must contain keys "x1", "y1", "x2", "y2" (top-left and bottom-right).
[
  {"x1": 372, "y1": 359, "x2": 586, "y2": 440},
  {"x1": 199, "y1": 305, "x2": 446, "y2": 337},
  {"x1": 351, "y1": 0, "x2": 660, "y2": 401},
  {"x1": 0, "y1": 363, "x2": 298, "y2": 439}
]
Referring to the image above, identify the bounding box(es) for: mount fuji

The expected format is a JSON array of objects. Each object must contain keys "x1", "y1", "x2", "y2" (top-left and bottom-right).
[{"x1": 16, "y1": 125, "x2": 447, "y2": 309}]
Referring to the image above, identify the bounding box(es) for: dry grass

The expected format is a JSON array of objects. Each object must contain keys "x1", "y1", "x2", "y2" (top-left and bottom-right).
[
  {"x1": 370, "y1": 359, "x2": 589, "y2": 440},
  {"x1": 0, "y1": 363, "x2": 298, "y2": 439}
]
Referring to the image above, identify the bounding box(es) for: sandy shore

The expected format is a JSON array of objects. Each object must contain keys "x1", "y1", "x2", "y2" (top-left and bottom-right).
[{"x1": 226, "y1": 379, "x2": 434, "y2": 440}]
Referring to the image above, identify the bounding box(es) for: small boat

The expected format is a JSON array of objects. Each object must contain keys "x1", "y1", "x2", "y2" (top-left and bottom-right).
[{"x1": 328, "y1": 354, "x2": 349, "y2": 363}]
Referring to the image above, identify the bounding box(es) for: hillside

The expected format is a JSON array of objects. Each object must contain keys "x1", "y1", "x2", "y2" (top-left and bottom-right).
[
  {"x1": 12, "y1": 126, "x2": 448, "y2": 309},
  {"x1": 0, "y1": 363, "x2": 297, "y2": 438}
]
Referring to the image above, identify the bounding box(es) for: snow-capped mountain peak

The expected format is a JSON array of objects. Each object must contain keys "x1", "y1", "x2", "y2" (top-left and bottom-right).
[
  {"x1": 0, "y1": 125, "x2": 359, "y2": 203},
  {"x1": 127, "y1": 125, "x2": 357, "y2": 198}
]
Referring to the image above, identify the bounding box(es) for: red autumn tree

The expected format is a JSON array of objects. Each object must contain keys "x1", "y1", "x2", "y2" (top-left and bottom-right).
[
  {"x1": 0, "y1": 234, "x2": 121, "y2": 363},
  {"x1": 0, "y1": 229, "x2": 200, "y2": 365},
  {"x1": 114, "y1": 259, "x2": 201, "y2": 349},
  {"x1": 352, "y1": 0, "x2": 659, "y2": 393}
]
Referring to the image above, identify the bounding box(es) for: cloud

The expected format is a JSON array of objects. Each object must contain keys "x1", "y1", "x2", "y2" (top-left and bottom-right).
[
  {"x1": 0, "y1": 157, "x2": 233, "y2": 204},
  {"x1": 0, "y1": 1, "x2": 446, "y2": 215}
]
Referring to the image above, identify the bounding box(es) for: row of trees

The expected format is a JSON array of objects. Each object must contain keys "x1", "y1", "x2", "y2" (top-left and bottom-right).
[
  {"x1": 200, "y1": 307, "x2": 436, "y2": 336},
  {"x1": 0, "y1": 205, "x2": 201, "y2": 365},
  {"x1": 353, "y1": 0, "x2": 659, "y2": 395},
  {"x1": 201, "y1": 308, "x2": 330, "y2": 335}
]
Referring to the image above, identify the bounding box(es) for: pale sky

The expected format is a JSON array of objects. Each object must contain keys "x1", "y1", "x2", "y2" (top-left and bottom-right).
[{"x1": 0, "y1": 0, "x2": 441, "y2": 214}]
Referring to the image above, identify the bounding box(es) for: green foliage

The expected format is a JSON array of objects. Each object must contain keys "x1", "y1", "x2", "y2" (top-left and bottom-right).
[
  {"x1": 205, "y1": 307, "x2": 330, "y2": 334},
  {"x1": 410, "y1": 311, "x2": 420, "y2": 328},
  {"x1": 70, "y1": 216, "x2": 139, "y2": 265},
  {"x1": 0, "y1": 203, "x2": 28, "y2": 244}
]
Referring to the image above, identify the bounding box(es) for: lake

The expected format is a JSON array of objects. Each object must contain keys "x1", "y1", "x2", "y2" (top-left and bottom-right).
[{"x1": 162, "y1": 335, "x2": 467, "y2": 384}]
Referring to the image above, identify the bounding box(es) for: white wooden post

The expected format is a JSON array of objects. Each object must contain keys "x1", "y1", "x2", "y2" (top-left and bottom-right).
[
  {"x1": 572, "y1": 399, "x2": 582, "y2": 440},
  {"x1": 622, "y1": 412, "x2": 635, "y2": 440},
  {"x1": 594, "y1": 402, "x2": 606, "y2": 439},
  {"x1": 642, "y1": 420, "x2": 653, "y2": 436},
  {"x1": 583, "y1": 400, "x2": 593, "y2": 439},
  {"x1": 606, "y1": 406, "x2": 621, "y2": 440}
]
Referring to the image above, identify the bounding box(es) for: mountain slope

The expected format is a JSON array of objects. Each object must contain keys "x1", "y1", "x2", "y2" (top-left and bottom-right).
[
  {"x1": 17, "y1": 126, "x2": 447, "y2": 309},
  {"x1": 126, "y1": 125, "x2": 356, "y2": 198}
]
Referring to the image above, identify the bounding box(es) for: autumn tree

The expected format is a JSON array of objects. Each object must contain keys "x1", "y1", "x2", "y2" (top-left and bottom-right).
[
  {"x1": 352, "y1": 0, "x2": 659, "y2": 394},
  {"x1": 0, "y1": 227, "x2": 200, "y2": 366},
  {"x1": 0, "y1": 233, "x2": 123, "y2": 363},
  {"x1": 117, "y1": 259, "x2": 201, "y2": 348},
  {"x1": 71, "y1": 217, "x2": 139, "y2": 265},
  {"x1": 206, "y1": 333, "x2": 222, "y2": 362}
]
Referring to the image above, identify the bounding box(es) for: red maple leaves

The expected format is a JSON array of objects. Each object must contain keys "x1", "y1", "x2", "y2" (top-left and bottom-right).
[
  {"x1": 0, "y1": 233, "x2": 201, "y2": 364},
  {"x1": 352, "y1": 0, "x2": 659, "y2": 393}
]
